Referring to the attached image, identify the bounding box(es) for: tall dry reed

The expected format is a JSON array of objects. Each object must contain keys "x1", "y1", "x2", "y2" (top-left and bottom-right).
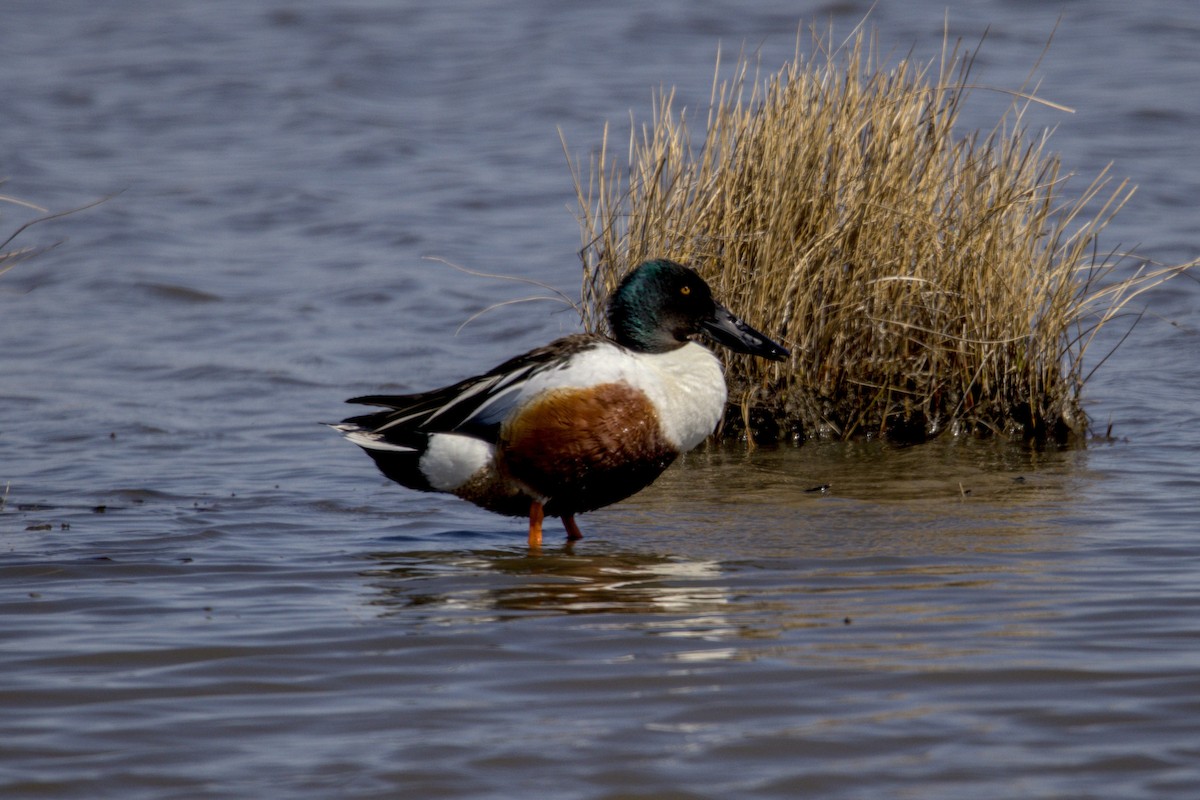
[
  {"x1": 568, "y1": 26, "x2": 1192, "y2": 444},
  {"x1": 0, "y1": 190, "x2": 52, "y2": 280},
  {"x1": 1, "y1": 190, "x2": 108, "y2": 281}
]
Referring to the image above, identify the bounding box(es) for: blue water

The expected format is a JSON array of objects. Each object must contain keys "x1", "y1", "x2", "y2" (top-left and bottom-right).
[{"x1": 3, "y1": 2, "x2": 1200, "y2": 798}]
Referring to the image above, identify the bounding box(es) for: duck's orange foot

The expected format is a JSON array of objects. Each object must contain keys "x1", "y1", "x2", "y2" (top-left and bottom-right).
[
  {"x1": 562, "y1": 515, "x2": 583, "y2": 542},
  {"x1": 528, "y1": 500, "x2": 544, "y2": 548}
]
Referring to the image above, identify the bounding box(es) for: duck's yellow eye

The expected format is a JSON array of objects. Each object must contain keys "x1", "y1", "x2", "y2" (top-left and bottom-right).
[{"x1": 680, "y1": 286, "x2": 691, "y2": 296}]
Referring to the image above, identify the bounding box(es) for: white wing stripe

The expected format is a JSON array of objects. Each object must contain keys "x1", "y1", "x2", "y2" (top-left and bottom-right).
[{"x1": 339, "y1": 429, "x2": 418, "y2": 453}]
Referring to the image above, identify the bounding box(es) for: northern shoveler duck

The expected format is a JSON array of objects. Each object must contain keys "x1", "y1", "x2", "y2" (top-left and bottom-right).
[{"x1": 332, "y1": 259, "x2": 788, "y2": 547}]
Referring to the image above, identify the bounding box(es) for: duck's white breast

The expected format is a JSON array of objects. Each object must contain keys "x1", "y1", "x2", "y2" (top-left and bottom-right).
[
  {"x1": 523, "y1": 341, "x2": 727, "y2": 452},
  {"x1": 637, "y1": 342, "x2": 727, "y2": 451}
]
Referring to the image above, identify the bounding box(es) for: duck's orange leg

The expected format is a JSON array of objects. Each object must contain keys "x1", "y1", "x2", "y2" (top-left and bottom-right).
[
  {"x1": 562, "y1": 515, "x2": 583, "y2": 542},
  {"x1": 528, "y1": 500, "x2": 544, "y2": 548}
]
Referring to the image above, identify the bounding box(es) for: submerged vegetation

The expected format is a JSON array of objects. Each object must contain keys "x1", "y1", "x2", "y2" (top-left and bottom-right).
[{"x1": 568, "y1": 25, "x2": 1194, "y2": 445}]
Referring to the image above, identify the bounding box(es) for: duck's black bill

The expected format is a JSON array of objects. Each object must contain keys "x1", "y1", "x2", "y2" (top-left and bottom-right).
[{"x1": 702, "y1": 304, "x2": 790, "y2": 362}]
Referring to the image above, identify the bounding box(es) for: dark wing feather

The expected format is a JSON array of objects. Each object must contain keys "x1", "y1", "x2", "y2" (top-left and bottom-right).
[{"x1": 343, "y1": 333, "x2": 604, "y2": 444}]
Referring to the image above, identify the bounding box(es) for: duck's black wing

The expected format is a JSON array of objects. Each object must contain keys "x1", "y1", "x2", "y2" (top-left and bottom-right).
[{"x1": 342, "y1": 333, "x2": 604, "y2": 444}]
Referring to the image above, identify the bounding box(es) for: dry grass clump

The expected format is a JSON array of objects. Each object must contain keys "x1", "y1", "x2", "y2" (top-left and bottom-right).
[{"x1": 568, "y1": 26, "x2": 1193, "y2": 444}]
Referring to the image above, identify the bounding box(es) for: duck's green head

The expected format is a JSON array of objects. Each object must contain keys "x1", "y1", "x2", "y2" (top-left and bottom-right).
[{"x1": 606, "y1": 259, "x2": 789, "y2": 361}]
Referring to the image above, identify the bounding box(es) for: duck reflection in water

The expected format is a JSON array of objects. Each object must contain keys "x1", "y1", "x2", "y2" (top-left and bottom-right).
[{"x1": 360, "y1": 546, "x2": 731, "y2": 619}]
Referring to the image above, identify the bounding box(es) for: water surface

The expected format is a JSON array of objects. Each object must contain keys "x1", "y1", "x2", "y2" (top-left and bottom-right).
[{"x1": 3, "y1": 2, "x2": 1200, "y2": 798}]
